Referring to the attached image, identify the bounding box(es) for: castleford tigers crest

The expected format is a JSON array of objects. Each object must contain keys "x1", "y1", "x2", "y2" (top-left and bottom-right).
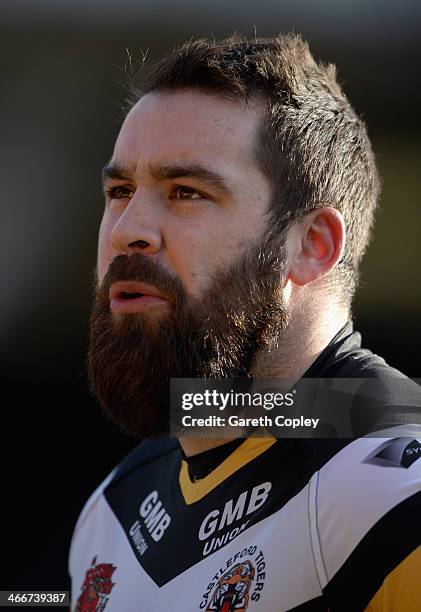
[
  {"x1": 206, "y1": 561, "x2": 255, "y2": 612},
  {"x1": 200, "y1": 546, "x2": 267, "y2": 611},
  {"x1": 75, "y1": 556, "x2": 116, "y2": 612}
]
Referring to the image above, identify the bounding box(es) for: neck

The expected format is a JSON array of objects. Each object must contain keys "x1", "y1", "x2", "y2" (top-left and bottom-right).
[
  {"x1": 178, "y1": 295, "x2": 349, "y2": 457},
  {"x1": 251, "y1": 297, "x2": 349, "y2": 380}
]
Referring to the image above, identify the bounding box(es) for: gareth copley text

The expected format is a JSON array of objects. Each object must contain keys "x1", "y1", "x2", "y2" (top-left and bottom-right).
[{"x1": 182, "y1": 415, "x2": 320, "y2": 429}]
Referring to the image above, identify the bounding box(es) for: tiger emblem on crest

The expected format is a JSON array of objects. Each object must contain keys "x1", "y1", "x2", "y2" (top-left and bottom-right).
[{"x1": 206, "y1": 560, "x2": 255, "y2": 612}]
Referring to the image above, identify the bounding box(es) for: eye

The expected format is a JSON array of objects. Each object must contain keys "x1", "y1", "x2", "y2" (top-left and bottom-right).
[
  {"x1": 106, "y1": 185, "x2": 134, "y2": 200},
  {"x1": 171, "y1": 186, "x2": 203, "y2": 200}
]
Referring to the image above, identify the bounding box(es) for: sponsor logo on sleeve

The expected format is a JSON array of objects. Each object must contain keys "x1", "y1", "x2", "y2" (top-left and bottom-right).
[{"x1": 364, "y1": 438, "x2": 421, "y2": 469}]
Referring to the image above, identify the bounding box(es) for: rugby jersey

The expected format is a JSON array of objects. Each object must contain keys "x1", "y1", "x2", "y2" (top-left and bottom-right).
[{"x1": 70, "y1": 325, "x2": 421, "y2": 611}]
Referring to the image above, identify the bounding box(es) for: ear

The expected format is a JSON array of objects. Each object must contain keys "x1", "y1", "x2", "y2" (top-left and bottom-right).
[{"x1": 287, "y1": 207, "x2": 346, "y2": 286}]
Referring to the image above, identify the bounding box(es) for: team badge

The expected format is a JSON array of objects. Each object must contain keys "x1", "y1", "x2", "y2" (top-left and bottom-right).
[
  {"x1": 364, "y1": 438, "x2": 421, "y2": 469},
  {"x1": 206, "y1": 560, "x2": 255, "y2": 612},
  {"x1": 75, "y1": 556, "x2": 116, "y2": 612},
  {"x1": 200, "y1": 546, "x2": 266, "y2": 611}
]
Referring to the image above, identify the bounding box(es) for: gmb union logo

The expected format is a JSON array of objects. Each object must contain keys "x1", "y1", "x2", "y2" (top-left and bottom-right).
[
  {"x1": 200, "y1": 546, "x2": 266, "y2": 611},
  {"x1": 75, "y1": 556, "x2": 116, "y2": 612}
]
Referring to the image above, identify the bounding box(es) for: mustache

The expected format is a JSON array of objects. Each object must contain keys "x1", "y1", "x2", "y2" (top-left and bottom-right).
[{"x1": 95, "y1": 254, "x2": 186, "y2": 303}]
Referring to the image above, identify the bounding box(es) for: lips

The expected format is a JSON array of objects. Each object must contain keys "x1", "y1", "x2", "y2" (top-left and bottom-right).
[{"x1": 109, "y1": 281, "x2": 170, "y2": 313}]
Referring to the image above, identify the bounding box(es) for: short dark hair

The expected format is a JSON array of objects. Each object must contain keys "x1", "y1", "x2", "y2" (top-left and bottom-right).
[{"x1": 127, "y1": 33, "x2": 380, "y2": 303}]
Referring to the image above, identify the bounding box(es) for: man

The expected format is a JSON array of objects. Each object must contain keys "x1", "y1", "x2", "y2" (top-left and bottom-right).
[{"x1": 70, "y1": 34, "x2": 421, "y2": 611}]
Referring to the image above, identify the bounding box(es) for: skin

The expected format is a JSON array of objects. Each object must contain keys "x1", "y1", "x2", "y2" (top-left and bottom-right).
[{"x1": 99, "y1": 89, "x2": 348, "y2": 456}]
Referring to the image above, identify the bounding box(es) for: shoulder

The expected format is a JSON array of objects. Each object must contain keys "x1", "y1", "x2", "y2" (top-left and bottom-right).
[
  {"x1": 349, "y1": 366, "x2": 421, "y2": 435},
  {"x1": 69, "y1": 438, "x2": 179, "y2": 558},
  {"x1": 80, "y1": 437, "x2": 179, "y2": 516},
  {"x1": 305, "y1": 324, "x2": 421, "y2": 435},
  {"x1": 108, "y1": 437, "x2": 179, "y2": 486},
  {"x1": 311, "y1": 426, "x2": 421, "y2": 609},
  {"x1": 320, "y1": 338, "x2": 421, "y2": 435}
]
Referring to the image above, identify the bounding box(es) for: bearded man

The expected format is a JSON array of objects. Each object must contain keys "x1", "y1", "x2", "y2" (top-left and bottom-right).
[{"x1": 69, "y1": 34, "x2": 421, "y2": 611}]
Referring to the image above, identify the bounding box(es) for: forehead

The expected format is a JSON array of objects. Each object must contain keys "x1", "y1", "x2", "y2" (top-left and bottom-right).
[{"x1": 112, "y1": 90, "x2": 264, "y2": 173}]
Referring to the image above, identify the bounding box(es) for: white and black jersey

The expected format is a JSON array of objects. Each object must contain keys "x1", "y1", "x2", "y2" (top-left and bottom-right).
[{"x1": 70, "y1": 324, "x2": 421, "y2": 611}]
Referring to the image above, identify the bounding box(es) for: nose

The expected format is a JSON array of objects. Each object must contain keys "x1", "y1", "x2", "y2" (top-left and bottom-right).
[{"x1": 110, "y1": 192, "x2": 162, "y2": 256}]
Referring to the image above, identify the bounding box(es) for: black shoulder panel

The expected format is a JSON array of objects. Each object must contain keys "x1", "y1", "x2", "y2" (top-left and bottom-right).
[{"x1": 108, "y1": 437, "x2": 179, "y2": 488}]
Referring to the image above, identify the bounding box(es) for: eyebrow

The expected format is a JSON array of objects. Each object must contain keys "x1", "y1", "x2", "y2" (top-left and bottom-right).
[
  {"x1": 101, "y1": 160, "x2": 232, "y2": 197},
  {"x1": 148, "y1": 162, "x2": 232, "y2": 196},
  {"x1": 101, "y1": 162, "x2": 132, "y2": 187}
]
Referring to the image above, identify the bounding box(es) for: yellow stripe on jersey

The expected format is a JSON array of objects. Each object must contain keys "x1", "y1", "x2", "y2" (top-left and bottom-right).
[
  {"x1": 365, "y1": 545, "x2": 421, "y2": 611},
  {"x1": 179, "y1": 436, "x2": 276, "y2": 505}
]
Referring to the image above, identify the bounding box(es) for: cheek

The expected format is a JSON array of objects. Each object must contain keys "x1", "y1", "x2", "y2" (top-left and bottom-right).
[{"x1": 165, "y1": 221, "x2": 241, "y2": 297}]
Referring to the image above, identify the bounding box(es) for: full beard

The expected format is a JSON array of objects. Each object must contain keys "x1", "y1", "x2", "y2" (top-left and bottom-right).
[{"x1": 87, "y1": 233, "x2": 288, "y2": 439}]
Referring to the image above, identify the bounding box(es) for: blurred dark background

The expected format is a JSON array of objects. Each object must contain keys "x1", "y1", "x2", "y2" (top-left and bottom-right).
[{"x1": 1, "y1": 0, "x2": 420, "y2": 592}]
